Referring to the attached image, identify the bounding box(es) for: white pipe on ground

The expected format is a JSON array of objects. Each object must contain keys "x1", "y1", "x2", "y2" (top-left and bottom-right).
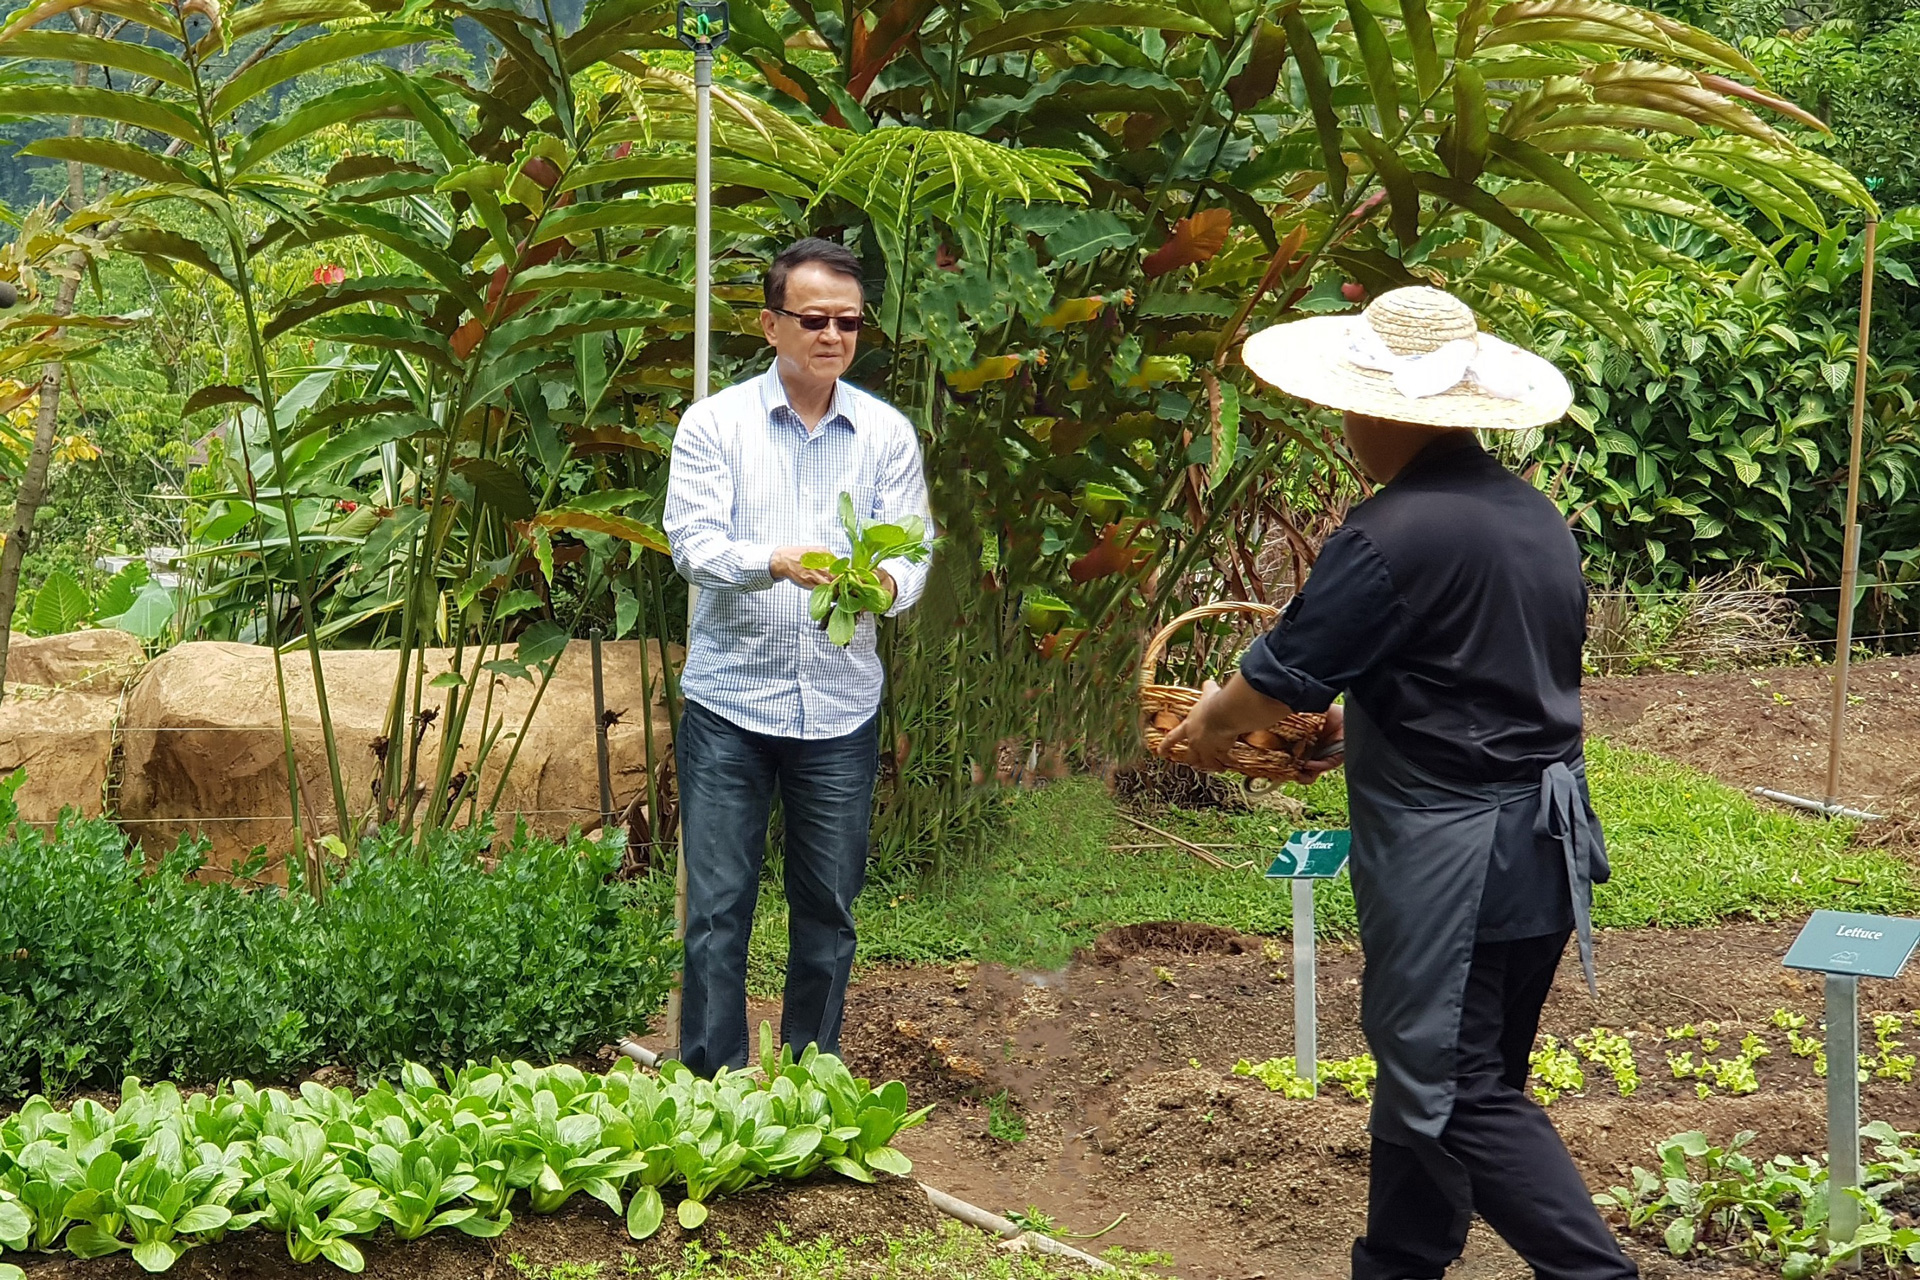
[{"x1": 1752, "y1": 787, "x2": 1883, "y2": 822}]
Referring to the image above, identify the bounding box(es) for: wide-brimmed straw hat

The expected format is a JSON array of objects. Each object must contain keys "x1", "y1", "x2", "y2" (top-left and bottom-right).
[{"x1": 1240, "y1": 286, "x2": 1572, "y2": 430}]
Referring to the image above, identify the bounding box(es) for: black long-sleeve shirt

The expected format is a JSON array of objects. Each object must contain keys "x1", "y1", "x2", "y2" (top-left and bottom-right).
[{"x1": 1241, "y1": 435, "x2": 1587, "y2": 784}]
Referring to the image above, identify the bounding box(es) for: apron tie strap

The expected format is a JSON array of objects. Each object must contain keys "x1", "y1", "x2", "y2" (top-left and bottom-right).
[{"x1": 1535, "y1": 760, "x2": 1598, "y2": 996}]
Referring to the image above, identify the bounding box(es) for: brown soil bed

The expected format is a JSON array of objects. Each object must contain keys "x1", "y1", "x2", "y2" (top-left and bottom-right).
[
  {"x1": 1584, "y1": 656, "x2": 1920, "y2": 841},
  {"x1": 831, "y1": 918, "x2": 1920, "y2": 1280}
]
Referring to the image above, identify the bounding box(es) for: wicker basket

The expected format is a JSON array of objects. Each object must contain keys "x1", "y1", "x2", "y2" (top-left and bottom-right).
[{"x1": 1138, "y1": 601, "x2": 1327, "y2": 782}]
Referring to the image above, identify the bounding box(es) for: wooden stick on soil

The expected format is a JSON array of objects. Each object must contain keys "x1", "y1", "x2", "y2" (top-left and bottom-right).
[
  {"x1": 1118, "y1": 813, "x2": 1231, "y2": 869},
  {"x1": 1826, "y1": 216, "x2": 1878, "y2": 809}
]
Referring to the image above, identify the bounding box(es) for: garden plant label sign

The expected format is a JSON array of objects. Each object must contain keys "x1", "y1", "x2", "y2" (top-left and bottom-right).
[
  {"x1": 1783, "y1": 911, "x2": 1920, "y2": 979},
  {"x1": 1264, "y1": 829, "x2": 1352, "y2": 880}
]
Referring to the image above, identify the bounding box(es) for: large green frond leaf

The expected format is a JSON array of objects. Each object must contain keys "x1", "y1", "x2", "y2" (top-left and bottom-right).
[
  {"x1": 0, "y1": 85, "x2": 202, "y2": 144},
  {"x1": 21, "y1": 137, "x2": 209, "y2": 188},
  {"x1": 965, "y1": 2, "x2": 1215, "y2": 60},
  {"x1": 0, "y1": 29, "x2": 192, "y2": 86},
  {"x1": 0, "y1": 0, "x2": 178, "y2": 42},
  {"x1": 210, "y1": 24, "x2": 444, "y2": 119}
]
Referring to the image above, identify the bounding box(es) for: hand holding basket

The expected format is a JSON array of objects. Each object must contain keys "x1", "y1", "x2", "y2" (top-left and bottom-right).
[{"x1": 1138, "y1": 601, "x2": 1327, "y2": 783}]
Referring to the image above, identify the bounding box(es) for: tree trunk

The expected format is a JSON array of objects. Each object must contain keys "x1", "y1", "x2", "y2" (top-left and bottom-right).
[{"x1": 0, "y1": 35, "x2": 93, "y2": 701}]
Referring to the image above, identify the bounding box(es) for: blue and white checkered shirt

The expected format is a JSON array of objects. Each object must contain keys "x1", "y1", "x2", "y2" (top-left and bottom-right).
[{"x1": 663, "y1": 363, "x2": 932, "y2": 740}]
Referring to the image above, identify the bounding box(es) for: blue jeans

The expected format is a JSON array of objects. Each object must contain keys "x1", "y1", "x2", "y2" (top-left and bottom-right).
[{"x1": 675, "y1": 699, "x2": 879, "y2": 1077}]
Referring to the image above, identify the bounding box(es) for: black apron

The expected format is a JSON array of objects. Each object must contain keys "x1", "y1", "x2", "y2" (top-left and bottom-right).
[{"x1": 1343, "y1": 700, "x2": 1608, "y2": 1222}]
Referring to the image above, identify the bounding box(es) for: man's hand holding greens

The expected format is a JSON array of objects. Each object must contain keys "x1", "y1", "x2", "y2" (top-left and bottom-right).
[{"x1": 802, "y1": 492, "x2": 930, "y2": 646}]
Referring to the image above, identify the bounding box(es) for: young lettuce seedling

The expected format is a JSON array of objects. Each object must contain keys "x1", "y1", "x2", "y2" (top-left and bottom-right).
[{"x1": 802, "y1": 493, "x2": 931, "y2": 647}]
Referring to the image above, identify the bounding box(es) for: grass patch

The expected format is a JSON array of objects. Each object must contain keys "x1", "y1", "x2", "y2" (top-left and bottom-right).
[
  {"x1": 739, "y1": 740, "x2": 1916, "y2": 985},
  {"x1": 504, "y1": 1221, "x2": 1170, "y2": 1279}
]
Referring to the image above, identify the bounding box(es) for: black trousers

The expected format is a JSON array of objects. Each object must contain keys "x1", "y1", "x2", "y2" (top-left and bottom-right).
[{"x1": 1352, "y1": 930, "x2": 1637, "y2": 1280}]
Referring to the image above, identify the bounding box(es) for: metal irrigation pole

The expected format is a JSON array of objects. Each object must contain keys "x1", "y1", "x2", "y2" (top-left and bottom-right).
[
  {"x1": 664, "y1": 0, "x2": 728, "y2": 1061},
  {"x1": 1825, "y1": 217, "x2": 1878, "y2": 811}
]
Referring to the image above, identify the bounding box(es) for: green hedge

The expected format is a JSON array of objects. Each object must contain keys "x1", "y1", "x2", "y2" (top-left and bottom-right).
[{"x1": 0, "y1": 774, "x2": 678, "y2": 1102}]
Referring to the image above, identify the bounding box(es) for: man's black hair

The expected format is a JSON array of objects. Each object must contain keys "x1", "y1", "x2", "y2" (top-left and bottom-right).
[{"x1": 765, "y1": 238, "x2": 863, "y2": 310}]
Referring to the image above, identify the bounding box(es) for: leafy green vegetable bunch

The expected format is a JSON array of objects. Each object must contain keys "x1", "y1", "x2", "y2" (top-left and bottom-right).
[
  {"x1": 803, "y1": 494, "x2": 931, "y2": 646},
  {"x1": 0, "y1": 1044, "x2": 930, "y2": 1274}
]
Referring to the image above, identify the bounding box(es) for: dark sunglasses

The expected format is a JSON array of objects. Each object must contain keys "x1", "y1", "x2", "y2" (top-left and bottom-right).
[{"x1": 771, "y1": 307, "x2": 862, "y2": 333}]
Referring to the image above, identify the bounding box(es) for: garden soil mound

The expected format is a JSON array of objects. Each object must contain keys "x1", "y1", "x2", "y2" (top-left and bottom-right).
[
  {"x1": 836, "y1": 920, "x2": 1920, "y2": 1280},
  {"x1": 1584, "y1": 656, "x2": 1920, "y2": 842}
]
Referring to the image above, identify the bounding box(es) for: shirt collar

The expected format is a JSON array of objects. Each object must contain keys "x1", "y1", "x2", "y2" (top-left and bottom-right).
[
  {"x1": 1397, "y1": 431, "x2": 1489, "y2": 482},
  {"x1": 761, "y1": 362, "x2": 856, "y2": 436}
]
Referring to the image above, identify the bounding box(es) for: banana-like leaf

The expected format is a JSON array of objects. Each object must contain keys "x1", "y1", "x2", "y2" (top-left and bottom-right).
[
  {"x1": 225, "y1": 0, "x2": 376, "y2": 41},
  {"x1": 484, "y1": 299, "x2": 672, "y2": 358},
  {"x1": 528, "y1": 200, "x2": 769, "y2": 245},
  {"x1": 1688, "y1": 136, "x2": 1875, "y2": 214},
  {"x1": 530, "y1": 510, "x2": 669, "y2": 554},
  {"x1": 1398, "y1": 0, "x2": 1442, "y2": 99},
  {"x1": 1349, "y1": 131, "x2": 1421, "y2": 246},
  {"x1": 966, "y1": 2, "x2": 1215, "y2": 60},
  {"x1": 1414, "y1": 170, "x2": 1563, "y2": 267},
  {"x1": 1488, "y1": 134, "x2": 1628, "y2": 243},
  {"x1": 115, "y1": 227, "x2": 233, "y2": 288},
  {"x1": 1345, "y1": 0, "x2": 1401, "y2": 127},
  {"x1": 1582, "y1": 62, "x2": 1776, "y2": 140},
  {"x1": 559, "y1": 155, "x2": 811, "y2": 199},
  {"x1": 211, "y1": 25, "x2": 444, "y2": 119},
  {"x1": 1481, "y1": 0, "x2": 1755, "y2": 76},
  {"x1": 1442, "y1": 62, "x2": 1489, "y2": 181},
  {"x1": 183, "y1": 383, "x2": 263, "y2": 414},
  {"x1": 1471, "y1": 253, "x2": 1657, "y2": 363},
  {"x1": 0, "y1": 29, "x2": 192, "y2": 86},
  {"x1": 1595, "y1": 172, "x2": 1771, "y2": 256},
  {"x1": 0, "y1": 0, "x2": 178, "y2": 41},
  {"x1": 0, "y1": 85, "x2": 202, "y2": 145},
  {"x1": 306, "y1": 313, "x2": 458, "y2": 368},
  {"x1": 21, "y1": 136, "x2": 209, "y2": 188},
  {"x1": 262, "y1": 274, "x2": 445, "y2": 343},
  {"x1": 510, "y1": 264, "x2": 693, "y2": 304},
  {"x1": 1517, "y1": 125, "x2": 1651, "y2": 159},
  {"x1": 306, "y1": 204, "x2": 484, "y2": 311},
  {"x1": 231, "y1": 80, "x2": 425, "y2": 173},
  {"x1": 1282, "y1": 8, "x2": 1347, "y2": 202},
  {"x1": 1658, "y1": 150, "x2": 1824, "y2": 232},
  {"x1": 1526, "y1": 101, "x2": 1701, "y2": 137},
  {"x1": 304, "y1": 413, "x2": 440, "y2": 474}
]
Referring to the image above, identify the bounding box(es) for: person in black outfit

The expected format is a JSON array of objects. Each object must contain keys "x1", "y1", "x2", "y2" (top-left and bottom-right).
[{"x1": 1159, "y1": 286, "x2": 1635, "y2": 1280}]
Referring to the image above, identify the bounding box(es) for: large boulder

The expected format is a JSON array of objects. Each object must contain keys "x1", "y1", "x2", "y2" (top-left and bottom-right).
[
  {"x1": 117, "y1": 640, "x2": 679, "y2": 868},
  {"x1": 0, "y1": 629, "x2": 144, "y2": 824}
]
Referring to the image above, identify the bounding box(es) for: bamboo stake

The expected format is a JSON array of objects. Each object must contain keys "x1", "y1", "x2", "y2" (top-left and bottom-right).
[
  {"x1": 1825, "y1": 218, "x2": 1877, "y2": 809},
  {"x1": 1117, "y1": 813, "x2": 1231, "y2": 869}
]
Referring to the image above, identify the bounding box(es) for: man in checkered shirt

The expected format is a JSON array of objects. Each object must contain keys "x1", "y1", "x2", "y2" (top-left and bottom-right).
[{"x1": 663, "y1": 239, "x2": 932, "y2": 1076}]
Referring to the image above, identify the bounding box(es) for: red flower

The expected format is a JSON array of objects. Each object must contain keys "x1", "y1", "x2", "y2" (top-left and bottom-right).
[
  {"x1": 336, "y1": 500, "x2": 359, "y2": 513},
  {"x1": 313, "y1": 264, "x2": 346, "y2": 287}
]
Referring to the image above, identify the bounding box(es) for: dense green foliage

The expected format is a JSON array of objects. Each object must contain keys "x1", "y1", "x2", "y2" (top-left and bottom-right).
[
  {"x1": 0, "y1": 1053, "x2": 927, "y2": 1274},
  {"x1": 0, "y1": 0, "x2": 1878, "y2": 872},
  {"x1": 0, "y1": 776, "x2": 677, "y2": 1103}
]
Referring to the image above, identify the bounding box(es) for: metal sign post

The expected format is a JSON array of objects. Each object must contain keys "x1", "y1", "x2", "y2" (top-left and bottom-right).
[
  {"x1": 1784, "y1": 909, "x2": 1920, "y2": 1260},
  {"x1": 666, "y1": 0, "x2": 729, "y2": 1061},
  {"x1": 1266, "y1": 830, "x2": 1352, "y2": 1095},
  {"x1": 1293, "y1": 878, "x2": 1316, "y2": 1089}
]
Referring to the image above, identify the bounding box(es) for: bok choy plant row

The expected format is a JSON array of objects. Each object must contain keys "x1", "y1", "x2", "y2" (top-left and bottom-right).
[{"x1": 0, "y1": 1047, "x2": 930, "y2": 1276}]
